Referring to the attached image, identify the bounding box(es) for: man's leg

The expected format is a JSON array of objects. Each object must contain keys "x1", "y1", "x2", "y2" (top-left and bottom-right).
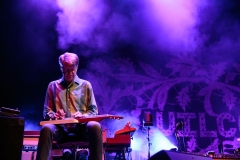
[
  {"x1": 86, "y1": 121, "x2": 103, "y2": 160},
  {"x1": 36, "y1": 124, "x2": 66, "y2": 160}
]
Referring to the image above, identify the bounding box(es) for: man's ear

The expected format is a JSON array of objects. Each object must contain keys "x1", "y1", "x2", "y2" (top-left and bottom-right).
[{"x1": 75, "y1": 65, "x2": 78, "y2": 72}]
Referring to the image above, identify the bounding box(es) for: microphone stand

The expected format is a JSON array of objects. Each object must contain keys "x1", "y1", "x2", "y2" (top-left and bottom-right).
[
  {"x1": 182, "y1": 124, "x2": 185, "y2": 152},
  {"x1": 175, "y1": 128, "x2": 182, "y2": 152},
  {"x1": 175, "y1": 121, "x2": 185, "y2": 152},
  {"x1": 147, "y1": 126, "x2": 151, "y2": 159},
  {"x1": 143, "y1": 112, "x2": 153, "y2": 159}
]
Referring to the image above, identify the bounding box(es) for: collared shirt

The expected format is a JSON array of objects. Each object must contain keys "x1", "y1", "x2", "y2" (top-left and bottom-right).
[{"x1": 43, "y1": 75, "x2": 98, "y2": 119}]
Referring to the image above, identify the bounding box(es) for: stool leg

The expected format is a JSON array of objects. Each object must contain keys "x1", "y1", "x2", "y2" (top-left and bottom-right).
[
  {"x1": 73, "y1": 148, "x2": 77, "y2": 160},
  {"x1": 74, "y1": 150, "x2": 76, "y2": 160},
  {"x1": 122, "y1": 149, "x2": 126, "y2": 160}
]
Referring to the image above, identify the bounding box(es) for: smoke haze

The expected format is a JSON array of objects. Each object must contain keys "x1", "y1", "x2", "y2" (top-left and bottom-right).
[{"x1": 56, "y1": 0, "x2": 200, "y2": 56}]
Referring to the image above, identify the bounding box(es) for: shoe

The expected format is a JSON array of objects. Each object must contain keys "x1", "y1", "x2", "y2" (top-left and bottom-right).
[
  {"x1": 76, "y1": 149, "x2": 88, "y2": 160},
  {"x1": 62, "y1": 150, "x2": 73, "y2": 160}
]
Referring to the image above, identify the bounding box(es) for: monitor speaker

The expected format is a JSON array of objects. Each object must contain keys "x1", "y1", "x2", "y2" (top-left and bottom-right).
[
  {"x1": 0, "y1": 116, "x2": 25, "y2": 160},
  {"x1": 149, "y1": 150, "x2": 212, "y2": 160}
]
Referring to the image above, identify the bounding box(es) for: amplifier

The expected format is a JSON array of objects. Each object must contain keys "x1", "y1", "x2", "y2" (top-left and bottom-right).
[
  {"x1": 23, "y1": 131, "x2": 39, "y2": 151},
  {"x1": 213, "y1": 158, "x2": 240, "y2": 160},
  {"x1": 211, "y1": 153, "x2": 240, "y2": 159},
  {"x1": 149, "y1": 150, "x2": 240, "y2": 160},
  {"x1": 23, "y1": 145, "x2": 38, "y2": 151},
  {"x1": 22, "y1": 151, "x2": 36, "y2": 160},
  {"x1": 0, "y1": 116, "x2": 25, "y2": 160},
  {"x1": 22, "y1": 131, "x2": 63, "y2": 159},
  {"x1": 149, "y1": 150, "x2": 212, "y2": 160}
]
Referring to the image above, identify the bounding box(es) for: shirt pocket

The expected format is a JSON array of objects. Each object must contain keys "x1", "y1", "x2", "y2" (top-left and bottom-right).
[{"x1": 72, "y1": 92, "x2": 87, "y2": 107}]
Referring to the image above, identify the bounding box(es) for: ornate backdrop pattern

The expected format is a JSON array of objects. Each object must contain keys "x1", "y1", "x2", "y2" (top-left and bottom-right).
[{"x1": 84, "y1": 55, "x2": 240, "y2": 159}]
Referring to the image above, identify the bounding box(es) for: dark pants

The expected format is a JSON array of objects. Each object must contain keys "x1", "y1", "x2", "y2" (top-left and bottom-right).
[{"x1": 36, "y1": 121, "x2": 103, "y2": 160}]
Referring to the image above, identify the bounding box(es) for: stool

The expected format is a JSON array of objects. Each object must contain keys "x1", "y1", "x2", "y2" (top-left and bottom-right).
[
  {"x1": 53, "y1": 130, "x2": 107, "y2": 160},
  {"x1": 53, "y1": 133, "x2": 89, "y2": 160},
  {"x1": 54, "y1": 141, "x2": 89, "y2": 160}
]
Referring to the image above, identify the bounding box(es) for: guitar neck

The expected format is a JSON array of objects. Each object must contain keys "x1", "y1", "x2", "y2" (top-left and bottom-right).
[
  {"x1": 39, "y1": 114, "x2": 123, "y2": 126},
  {"x1": 76, "y1": 114, "x2": 123, "y2": 123}
]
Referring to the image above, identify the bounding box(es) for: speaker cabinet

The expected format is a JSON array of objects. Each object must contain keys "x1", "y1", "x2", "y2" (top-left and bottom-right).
[
  {"x1": 0, "y1": 116, "x2": 25, "y2": 160},
  {"x1": 149, "y1": 150, "x2": 212, "y2": 160},
  {"x1": 22, "y1": 151, "x2": 36, "y2": 160}
]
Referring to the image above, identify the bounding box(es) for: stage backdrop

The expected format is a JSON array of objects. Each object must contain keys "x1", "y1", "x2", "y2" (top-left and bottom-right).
[{"x1": 81, "y1": 55, "x2": 240, "y2": 159}]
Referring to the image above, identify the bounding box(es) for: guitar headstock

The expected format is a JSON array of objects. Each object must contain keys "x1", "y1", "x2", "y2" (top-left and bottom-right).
[
  {"x1": 108, "y1": 115, "x2": 124, "y2": 120},
  {"x1": 124, "y1": 122, "x2": 131, "y2": 128}
]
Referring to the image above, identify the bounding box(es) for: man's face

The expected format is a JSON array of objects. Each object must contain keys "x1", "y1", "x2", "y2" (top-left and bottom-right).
[{"x1": 61, "y1": 63, "x2": 78, "y2": 84}]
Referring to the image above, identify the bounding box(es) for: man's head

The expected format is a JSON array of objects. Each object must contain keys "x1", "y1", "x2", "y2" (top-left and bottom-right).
[{"x1": 59, "y1": 52, "x2": 79, "y2": 84}]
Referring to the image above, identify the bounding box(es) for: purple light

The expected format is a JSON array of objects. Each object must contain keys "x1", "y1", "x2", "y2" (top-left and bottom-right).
[{"x1": 56, "y1": 0, "x2": 108, "y2": 50}]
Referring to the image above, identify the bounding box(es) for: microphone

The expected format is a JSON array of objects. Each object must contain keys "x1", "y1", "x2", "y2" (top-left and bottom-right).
[{"x1": 176, "y1": 121, "x2": 186, "y2": 130}]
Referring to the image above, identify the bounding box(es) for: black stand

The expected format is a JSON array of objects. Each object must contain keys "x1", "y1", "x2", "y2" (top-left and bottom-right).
[
  {"x1": 143, "y1": 111, "x2": 153, "y2": 159},
  {"x1": 175, "y1": 121, "x2": 186, "y2": 152},
  {"x1": 147, "y1": 126, "x2": 152, "y2": 159},
  {"x1": 175, "y1": 133, "x2": 181, "y2": 152},
  {"x1": 181, "y1": 125, "x2": 186, "y2": 152}
]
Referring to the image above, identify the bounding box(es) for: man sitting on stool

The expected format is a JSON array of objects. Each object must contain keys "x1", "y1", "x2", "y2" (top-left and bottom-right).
[{"x1": 36, "y1": 52, "x2": 103, "y2": 160}]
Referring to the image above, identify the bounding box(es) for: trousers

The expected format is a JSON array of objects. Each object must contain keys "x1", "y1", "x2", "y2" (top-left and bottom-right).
[{"x1": 36, "y1": 121, "x2": 103, "y2": 160}]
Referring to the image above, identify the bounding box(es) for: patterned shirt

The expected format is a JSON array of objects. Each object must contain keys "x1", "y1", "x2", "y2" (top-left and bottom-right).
[{"x1": 43, "y1": 75, "x2": 98, "y2": 119}]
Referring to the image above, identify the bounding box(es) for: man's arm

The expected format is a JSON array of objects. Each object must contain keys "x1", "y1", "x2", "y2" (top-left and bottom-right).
[{"x1": 43, "y1": 83, "x2": 55, "y2": 120}]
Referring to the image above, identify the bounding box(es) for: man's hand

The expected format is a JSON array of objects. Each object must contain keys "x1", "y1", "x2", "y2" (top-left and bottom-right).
[
  {"x1": 73, "y1": 111, "x2": 85, "y2": 118},
  {"x1": 55, "y1": 109, "x2": 66, "y2": 119}
]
